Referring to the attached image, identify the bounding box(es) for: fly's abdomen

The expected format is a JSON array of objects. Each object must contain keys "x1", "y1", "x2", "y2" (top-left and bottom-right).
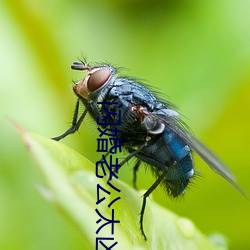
[
  {"x1": 164, "y1": 129, "x2": 194, "y2": 196},
  {"x1": 165, "y1": 153, "x2": 193, "y2": 197},
  {"x1": 138, "y1": 128, "x2": 194, "y2": 197}
]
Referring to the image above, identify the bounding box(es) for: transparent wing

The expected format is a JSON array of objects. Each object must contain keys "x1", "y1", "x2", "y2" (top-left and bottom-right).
[
  {"x1": 170, "y1": 122, "x2": 247, "y2": 198},
  {"x1": 149, "y1": 110, "x2": 247, "y2": 198}
]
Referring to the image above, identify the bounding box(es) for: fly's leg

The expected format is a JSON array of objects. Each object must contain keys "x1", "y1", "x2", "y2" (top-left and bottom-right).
[
  {"x1": 52, "y1": 100, "x2": 89, "y2": 141},
  {"x1": 52, "y1": 99, "x2": 104, "y2": 141},
  {"x1": 107, "y1": 143, "x2": 147, "y2": 182},
  {"x1": 88, "y1": 100, "x2": 105, "y2": 120},
  {"x1": 133, "y1": 160, "x2": 141, "y2": 189},
  {"x1": 140, "y1": 172, "x2": 167, "y2": 240},
  {"x1": 118, "y1": 143, "x2": 146, "y2": 168},
  {"x1": 126, "y1": 147, "x2": 141, "y2": 189}
]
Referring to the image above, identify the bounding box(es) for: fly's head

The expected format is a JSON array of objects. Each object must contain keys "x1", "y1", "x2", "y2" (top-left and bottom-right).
[{"x1": 72, "y1": 61, "x2": 116, "y2": 101}]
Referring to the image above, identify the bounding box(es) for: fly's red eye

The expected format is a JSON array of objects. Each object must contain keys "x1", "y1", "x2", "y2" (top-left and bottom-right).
[{"x1": 87, "y1": 68, "x2": 111, "y2": 92}]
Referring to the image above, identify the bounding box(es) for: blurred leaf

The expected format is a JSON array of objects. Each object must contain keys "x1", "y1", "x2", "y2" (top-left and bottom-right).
[{"x1": 17, "y1": 126, "x2": 226, "y2": 249}]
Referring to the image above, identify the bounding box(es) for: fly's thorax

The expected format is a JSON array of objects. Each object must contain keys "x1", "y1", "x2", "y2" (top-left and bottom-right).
[{"x1": 73, "y1": 64, "x2": 117, "y2": 102}]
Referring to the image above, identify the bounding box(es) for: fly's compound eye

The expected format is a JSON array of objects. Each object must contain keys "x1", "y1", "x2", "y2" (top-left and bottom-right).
[{"x1": 87, "y1": 68, "x2": 111, "y2": 92}]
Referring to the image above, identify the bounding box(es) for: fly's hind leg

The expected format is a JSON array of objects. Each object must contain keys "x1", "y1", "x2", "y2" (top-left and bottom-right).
[{"x1": 140, "y1": 172, "x2": 167, "y2": 240}]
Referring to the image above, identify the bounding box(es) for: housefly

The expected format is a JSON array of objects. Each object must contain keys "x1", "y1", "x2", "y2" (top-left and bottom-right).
[{"x1": 52, "y1": 60, "x2": 246, "y2": 240}]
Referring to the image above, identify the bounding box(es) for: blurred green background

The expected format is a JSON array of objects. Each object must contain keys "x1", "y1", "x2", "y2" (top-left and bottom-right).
[{"x1": 1, "y1": 0, "x2": 250, "y2": 249}]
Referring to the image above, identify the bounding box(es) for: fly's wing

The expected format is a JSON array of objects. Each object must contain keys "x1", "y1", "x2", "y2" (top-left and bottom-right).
[
  {"x1": 183, "y1": 132, "x2": 248, "y2": 197},
  {"x1": 151, "y1": 110, "x2": 247, "y2": 198}
]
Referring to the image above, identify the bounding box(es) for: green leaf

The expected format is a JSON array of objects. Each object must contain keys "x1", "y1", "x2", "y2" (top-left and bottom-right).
[{"x1": 19, "y1": 127, "x2": 227, "y2": 250}]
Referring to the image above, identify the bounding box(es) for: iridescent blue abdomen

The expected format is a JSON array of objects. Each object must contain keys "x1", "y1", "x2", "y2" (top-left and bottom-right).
[{"x1": 137, "y1": 128, "x2": 193, "y2": 197}]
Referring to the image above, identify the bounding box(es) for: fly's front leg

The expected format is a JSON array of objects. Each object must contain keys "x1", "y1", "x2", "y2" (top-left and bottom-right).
[
  {"x1": 140, "y1": 172, "x2": 167, "y2": 240},
  {"x1": 88, "y1": 100, "x2": 105, "y2": 121},
  {"x1": 52, "y1": 99, "x2": 89, "y2": 141}
]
